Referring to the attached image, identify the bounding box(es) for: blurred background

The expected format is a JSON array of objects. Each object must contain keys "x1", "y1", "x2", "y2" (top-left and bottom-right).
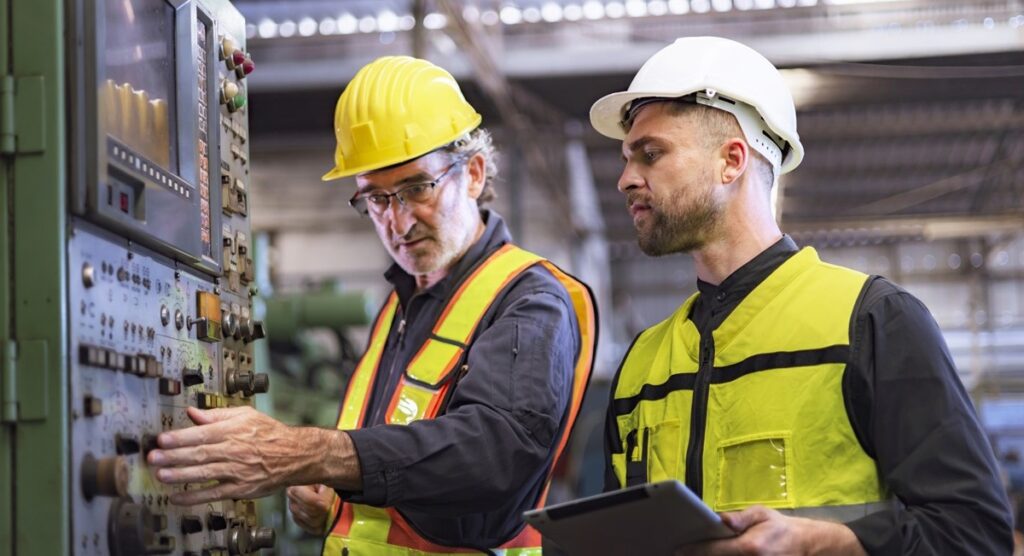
[{"x1": 228, "y1": 1, "x2": 1024, "y2": 552}]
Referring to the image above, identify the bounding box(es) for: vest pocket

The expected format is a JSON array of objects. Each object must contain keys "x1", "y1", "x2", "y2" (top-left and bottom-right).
[
  {"x1": 646, "y1": 420, "x2": 682, "y2": 483},
  {"x1": 715, "y1": 432, "x2": 793, "y2": 511},
  {"x1": 386, "y1": 378, "x2": 441, "y2": 425},
  {"x1": 624, "y1": 428, "x2": 649, "y2": 486}
]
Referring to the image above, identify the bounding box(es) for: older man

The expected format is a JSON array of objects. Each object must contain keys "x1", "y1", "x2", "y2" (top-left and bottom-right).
[
  {"x1": 592, "y1": 37, "x2": 1011, "y2": 554},
  {"x1": 150, "y1": 56, "x2": 596, "y2": 555}
]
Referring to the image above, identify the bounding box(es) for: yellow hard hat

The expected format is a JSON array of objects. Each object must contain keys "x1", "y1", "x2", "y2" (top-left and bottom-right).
[{"x1": 321, "y1": 56, "x2": 482, "y2": 181}]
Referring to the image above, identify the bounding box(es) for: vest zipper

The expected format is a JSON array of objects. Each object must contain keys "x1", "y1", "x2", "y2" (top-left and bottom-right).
[
  {"x1": 684, "y1": 333, "x2": 714, "y2": 498},
  {"x1": 370, "y1": 315, "x2": 407, "y2": 425}
]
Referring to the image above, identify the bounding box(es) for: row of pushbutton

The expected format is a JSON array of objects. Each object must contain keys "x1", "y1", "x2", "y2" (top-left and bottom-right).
[
  {"x1": 80, "y1": 344, "x2": 163, "y2": 377},
  {"x1": 82, "y1": 261, "x2": 154, "y2": 291}
]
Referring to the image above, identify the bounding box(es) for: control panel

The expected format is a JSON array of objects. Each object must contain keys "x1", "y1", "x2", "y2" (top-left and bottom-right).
[
  {"x1": 67, "y1": 1, "x2": 272, "y2": 554},
  {"x1": 70, "y1": 224, "x2": 271, "y2": 556}
]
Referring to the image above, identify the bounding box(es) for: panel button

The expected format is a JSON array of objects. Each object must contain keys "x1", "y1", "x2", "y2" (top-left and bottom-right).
[
  {"x1": 84, "y1": 395, "x2": 103, "y2": 417},
  {"x1": 158, "y1": 378, "x2": 181, "y2": 396}
]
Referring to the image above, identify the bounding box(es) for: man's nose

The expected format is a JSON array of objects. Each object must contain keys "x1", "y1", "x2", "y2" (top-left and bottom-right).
[
  {"x1": 386, "y1": 199, "x2": 417, "y2": 237},
  {"x1": 617, "y1": 162, "x2": 645, "y2": 193}
]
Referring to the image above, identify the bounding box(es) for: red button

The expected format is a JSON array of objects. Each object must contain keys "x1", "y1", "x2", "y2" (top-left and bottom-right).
[
  {"x1": 242, "y1": 59, "x2": 255, "y2": 76},
  {"x1": 231, "y1": 50, "x2": 246, "y2": 67}
]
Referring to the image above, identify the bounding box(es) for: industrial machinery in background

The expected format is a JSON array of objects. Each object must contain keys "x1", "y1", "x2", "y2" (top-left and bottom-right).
[
  {"x1": 259, "y1": 288, "x2": 371, "y2": 555},
  {"x1": 1, "y1": 1, "x2": 273, "y2": 554}
]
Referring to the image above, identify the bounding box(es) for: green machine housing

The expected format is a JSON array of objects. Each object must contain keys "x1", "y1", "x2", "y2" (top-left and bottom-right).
[{"x1": 0, "y1": 0, "x2": 274, "y2": 554}]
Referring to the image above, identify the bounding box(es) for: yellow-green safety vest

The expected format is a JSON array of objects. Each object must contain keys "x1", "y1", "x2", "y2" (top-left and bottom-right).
[
  {"x1": 610, "y1": 247, "x2": 889, "y2": 521},
  {"x1": 324, "y1": 244, "x2": 597, "y2": 555}
]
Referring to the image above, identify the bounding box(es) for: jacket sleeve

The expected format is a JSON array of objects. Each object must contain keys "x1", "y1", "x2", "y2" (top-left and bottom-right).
[
  {"x1": 843, "y1": 279, "x2": 1013, "y2": 555},
  {"x1": 341, "y1": 278, "x2": 579, "y2": 518}
]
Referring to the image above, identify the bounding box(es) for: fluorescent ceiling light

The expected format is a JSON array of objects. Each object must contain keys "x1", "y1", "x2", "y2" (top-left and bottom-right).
[{"x1": 298, "y1": 17, "x2": 317, "y2": 36}]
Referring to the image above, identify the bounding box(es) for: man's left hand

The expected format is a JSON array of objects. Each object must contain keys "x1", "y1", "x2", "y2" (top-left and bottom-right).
[
  {"x1": 676, "y1": 506, "x2": 867, "y2": 556},
  {"x1": 148, "y1": 406, "x2": 313, "y2": 505}
]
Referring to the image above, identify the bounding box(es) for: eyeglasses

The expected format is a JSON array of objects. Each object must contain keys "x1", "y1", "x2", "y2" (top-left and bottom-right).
[{"x1": 349, "y1": 157, "x2": 468, "y2": 217}]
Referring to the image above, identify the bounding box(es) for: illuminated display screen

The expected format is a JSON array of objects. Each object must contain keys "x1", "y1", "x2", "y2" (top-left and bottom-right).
[{"x1": 101, "y1": 0, "x2": 177, "y2": 173}]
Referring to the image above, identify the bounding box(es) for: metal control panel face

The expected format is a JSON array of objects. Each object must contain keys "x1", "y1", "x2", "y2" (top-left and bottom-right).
[
  {"x1": 69, "y1": 223, "x2": 270, "y2": 556},
  {"x1": 67, "y1": 1, "x2": 270, "y2": 554}
]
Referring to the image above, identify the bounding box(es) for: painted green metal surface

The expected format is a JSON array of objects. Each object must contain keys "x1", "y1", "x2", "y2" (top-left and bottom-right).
[
  {"x1": 4, "y1": 1, "x2": 69, "y2": 555},
  {"x1": 264, "y1": 291, "x2": 372, "y2": 340},
  {"x1": 0, "y1": 0, "x2": 12, "y2": 549}
]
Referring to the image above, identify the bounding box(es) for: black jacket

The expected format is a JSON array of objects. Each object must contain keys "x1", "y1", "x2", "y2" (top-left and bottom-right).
[
  {"x1": 340, "y1": 210, "x2": 582, "y2": 549},
  {"x1": 604, "y1": 235, "x2": 1013, "y2": 555}
]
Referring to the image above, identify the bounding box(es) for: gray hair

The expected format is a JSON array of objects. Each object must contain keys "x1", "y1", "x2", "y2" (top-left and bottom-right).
[{"x1": 441, "y1": 127, "x2": 499, "y2": 206}]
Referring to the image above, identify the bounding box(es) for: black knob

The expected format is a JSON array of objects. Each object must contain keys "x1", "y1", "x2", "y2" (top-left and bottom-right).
[
  {"x1": 115, "y1": 434, "x2": 140, "y2": 455},
  {"x1": 182, "y1": 367, "x2": 204, "y2": 387},
  {"x1": 251, "y1": 321, "x2": 266, "y2": 341},
  {"x1": 107, "y1": 499, "x2": 176, "y2": 556},
  {"x1": 142, "y1": 434, "x2": 159, "y2": 457},
  {"x1": 207, "y1": 511, "x2": 228, "y2": 531},
  {"x1": 251, "y1": 373, "x2": 270, "y2": 395},
  {"x1": 181, "y1": 514, "x2": 203, "y2": 535}
]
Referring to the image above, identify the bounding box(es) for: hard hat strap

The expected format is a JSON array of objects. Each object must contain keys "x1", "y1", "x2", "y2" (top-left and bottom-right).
[
  {"x1": 624, "y1": 92, "x2": 786, "y2": 172},
  {"x1": 692, "y1": 90, "x2": 785, "y2": 172}
]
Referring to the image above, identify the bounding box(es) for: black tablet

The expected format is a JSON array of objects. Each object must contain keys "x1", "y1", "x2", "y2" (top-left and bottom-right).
[{"x1": 524, "y1": 480, "x2": 735, "y2": 555}]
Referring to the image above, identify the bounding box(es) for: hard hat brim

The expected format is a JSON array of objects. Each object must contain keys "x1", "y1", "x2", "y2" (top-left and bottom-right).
[
  {"x1": 589, "y1": 90, "x2": 656, "y2": 141},
  {"x1": 322, "y1": 115, "x2": 482, "y2": 182}
]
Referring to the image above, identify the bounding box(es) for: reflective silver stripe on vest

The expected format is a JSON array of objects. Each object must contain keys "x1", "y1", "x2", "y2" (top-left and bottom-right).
[{"x1": 778, "y1": 500, "x2": 897, "y2": 522}]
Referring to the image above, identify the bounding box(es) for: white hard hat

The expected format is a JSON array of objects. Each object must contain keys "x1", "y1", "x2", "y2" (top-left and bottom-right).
[{"x1": 590, "y1": 36, "x2": 804, "y2": 175}]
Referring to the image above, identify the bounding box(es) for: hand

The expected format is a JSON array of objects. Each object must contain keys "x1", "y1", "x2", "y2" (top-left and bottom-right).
[
  {"x1": 287, "y1": 484, "x2": 335, "y2": 535},
  {"x1": 148, "y1": 406, "x2": 315, "y2": 505},
  {"x1": 676, "y1": 506, "x2": 867, "y2": 556}
]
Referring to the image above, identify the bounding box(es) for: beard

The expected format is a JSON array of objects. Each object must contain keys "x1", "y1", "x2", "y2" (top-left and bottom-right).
[
  {"x1": 385, "y1": 196, "x2": 472, "y2": 277},
  {"x1": 635, "y1": 183, "x2": 722, "y2": 257}
]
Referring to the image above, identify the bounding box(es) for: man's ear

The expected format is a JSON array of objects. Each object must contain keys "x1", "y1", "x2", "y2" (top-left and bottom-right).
[
  {"x1": 719, "y1": 137, "x2": 749, "y2": 185},
  {"x1": 465, "y1": 152, "x2": 486, "y2": 199}
]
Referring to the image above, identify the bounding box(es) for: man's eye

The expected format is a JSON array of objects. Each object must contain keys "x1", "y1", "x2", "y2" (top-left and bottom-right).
[
  {"x1": 644, "y1": 150, "x2": 660, "y2": 162},
  {"x1": 367, "y1": 194, "x2": 390, "y2": 205},
  {"x1": 405, "y1": 184, "x2": 430, "y2": 197}
]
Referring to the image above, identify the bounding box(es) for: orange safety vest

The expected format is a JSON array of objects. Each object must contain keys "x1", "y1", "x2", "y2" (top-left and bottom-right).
[{"x1": 322, "y1": 244, "x2": 597, "y2": 555}]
